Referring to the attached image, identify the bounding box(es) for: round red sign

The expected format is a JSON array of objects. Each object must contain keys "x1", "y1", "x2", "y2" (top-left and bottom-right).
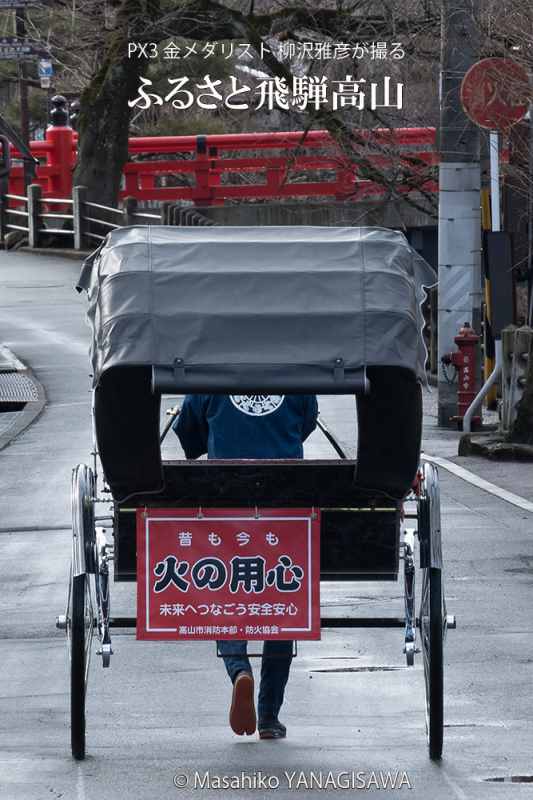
[{"x1": 460, "y1": 58, "x2": 529, "y2": 131}]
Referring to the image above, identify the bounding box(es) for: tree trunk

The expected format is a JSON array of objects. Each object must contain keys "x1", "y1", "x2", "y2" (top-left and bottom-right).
[
  {"x1": 73, "y1": 2, "x2": 158, "y2": 206},
  {"x1": 509, "y1": 327, "x2": 533, "y2": 444}
]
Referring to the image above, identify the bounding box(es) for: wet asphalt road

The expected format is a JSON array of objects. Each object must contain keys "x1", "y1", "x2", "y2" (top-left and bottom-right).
[{"x1": 0, "y1": 250, "x2": 532, "y2": 799}]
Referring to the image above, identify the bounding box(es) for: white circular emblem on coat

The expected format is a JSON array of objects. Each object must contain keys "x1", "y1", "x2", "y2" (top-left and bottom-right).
[{"x1": 230, "y1": 395, "x2": 285, "y2": 416}]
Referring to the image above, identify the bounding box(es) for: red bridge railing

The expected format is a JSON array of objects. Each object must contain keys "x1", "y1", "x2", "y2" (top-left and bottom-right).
[{"x1": 8, "y1": 124, "x2": 439, "y2": 205}]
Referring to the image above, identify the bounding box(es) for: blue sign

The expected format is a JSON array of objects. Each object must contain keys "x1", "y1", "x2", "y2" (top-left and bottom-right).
[{"x1": 38, "y1": 58, "x2": 53, "y2": 77}]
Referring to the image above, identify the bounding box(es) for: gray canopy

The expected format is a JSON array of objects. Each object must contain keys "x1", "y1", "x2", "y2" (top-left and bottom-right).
[{"x1": 77, "y1": 225, "x2": 436, "y2": 393}]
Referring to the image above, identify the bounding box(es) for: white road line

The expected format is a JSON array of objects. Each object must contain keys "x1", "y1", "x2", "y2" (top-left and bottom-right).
[
  {"x1": 4, "y1": 312, "x2": 88, "y2": 355},
  {"x1": 76, "y1": 768, "x2": 87, "y2": 800},
  {"x1": 440, "y1": 769, "x2": 470, "y2": 800},
  {"x1": 422, "y1": 453, "x2": 533, "y2": 514},
  {"x1": 46, "y1": 401, "x2": 90, "y2": 408}
]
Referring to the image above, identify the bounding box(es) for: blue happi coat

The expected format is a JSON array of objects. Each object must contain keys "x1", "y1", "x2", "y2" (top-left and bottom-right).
[{"x1": 173, "y1": 394, "x2": 318, "y2": 459}]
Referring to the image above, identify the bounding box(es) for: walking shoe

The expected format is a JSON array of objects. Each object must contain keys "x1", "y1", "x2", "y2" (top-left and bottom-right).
[
  {"x1": 258, "y1": 718, "x2": 287, "y2": 739},
  {"x1": 229, "y1": 671, "x2": 256, "y2": 735}
]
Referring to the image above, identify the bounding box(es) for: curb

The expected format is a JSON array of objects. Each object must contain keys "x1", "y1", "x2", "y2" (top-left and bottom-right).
[
  {"x1": 0, "y1": 345, "x2": 26, "y2": 372},
  {"x1": 0, "y1": 347, "x2": 46, "y2": 452},
  {"x1": 459, "y1": 433, "x2": 533, "y2": 461},
  {"x1": 18, "y1": 247, "x2": 89, "y2": 261}
]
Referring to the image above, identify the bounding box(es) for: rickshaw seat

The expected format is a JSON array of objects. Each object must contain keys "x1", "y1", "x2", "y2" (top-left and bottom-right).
[{"x1": 113, "y1": 458, "x2": 402, "y2": 583}]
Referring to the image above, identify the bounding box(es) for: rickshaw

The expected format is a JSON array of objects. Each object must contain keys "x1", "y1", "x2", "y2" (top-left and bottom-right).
[{"x1": 57, "y1": 225, "x2": 454, "y2": 762}]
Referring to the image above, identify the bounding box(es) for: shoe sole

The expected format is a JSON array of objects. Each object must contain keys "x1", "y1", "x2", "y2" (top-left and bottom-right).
[
  {"x1": 229, "y1": 673, "x2": 256, "y2": 735},
  {"x1": 259, "y1": 728, "x2": 286, "y2": 740}
]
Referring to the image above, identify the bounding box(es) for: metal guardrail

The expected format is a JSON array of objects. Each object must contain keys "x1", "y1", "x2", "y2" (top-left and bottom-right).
[
  {"x1": 134, "y1": 211, "x2": 160, "y2": 220},
  {"x1": 3, "y1": 192, "x2": 29, "y2": 236},
  {"x1": 72, "y1": 188, "x2": 159, "y2": 247},
  {"x1": 0, "y1": 184, "x2": 160, "y2": 249},
  {"x1": 38, "y1": 196, "x2": 74, "y2": 236}
]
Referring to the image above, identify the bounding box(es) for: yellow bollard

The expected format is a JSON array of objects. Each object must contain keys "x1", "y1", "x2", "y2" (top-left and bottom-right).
[{"x1": 481, "y1": 188, "x2": 497, "y2": 409}]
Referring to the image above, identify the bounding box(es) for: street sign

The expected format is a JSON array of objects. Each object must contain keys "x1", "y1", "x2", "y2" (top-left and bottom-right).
[
  {"x1": 38, "y1": 58, "x2": 52, "y2": 77},
  {"x1": 38, "y1": 57, "x2": 53, "y2": 88},
  {"x1": 136, "y1": 507, "x2": 321, "y2": 641},
  {"x1": 0, "y1": 36, "x2": 48, "y2": 60},
  {"x1": 460, "y1": 58, "x2": 529, "y2": 131}
]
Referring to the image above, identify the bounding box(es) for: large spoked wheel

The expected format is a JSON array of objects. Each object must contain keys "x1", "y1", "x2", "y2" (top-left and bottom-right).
[
  {"x1": 403, "y1": 526, "x2": 416, "y2": 667},
  {"x1": 68, "y1": 465, "x2": 96, "y2": 760},
  {"x1": 418, "y1": 462, "x2": 446, "y2": 760},
  {"x1": 68, "y1": 570, "x2": 95, "y2": 760},
  {"x1": 420, "y1": 565, "x2": 444, "y2": 759}
]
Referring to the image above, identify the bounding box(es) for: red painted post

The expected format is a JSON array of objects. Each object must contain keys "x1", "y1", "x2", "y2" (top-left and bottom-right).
[
  {"x1": 123, "y1": 166, "x2": 139, "y2": 196},
  {"x1": 8, "y1": 170, "x2": 25, "y2": 198},
  {"x1": 208, "y1": 145, "x2": 221, "y2": 190},
  {"x1": 46, "y1": 126, "x2": 75, "y2": 198},
  {"x1": 193, "y1": 135, "x2": 214, "y2": 206},
  {"x1": 139, "y1": 172, "x2": 156, "y2": 192},
  {"x1": 45, "y1": 96, "x2": 75, "y2": 199}
]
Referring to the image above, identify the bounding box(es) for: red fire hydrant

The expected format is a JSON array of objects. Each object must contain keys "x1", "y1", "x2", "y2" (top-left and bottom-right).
[{"x1": 441, "y1": 322, "x2": 481, "y2": 429}]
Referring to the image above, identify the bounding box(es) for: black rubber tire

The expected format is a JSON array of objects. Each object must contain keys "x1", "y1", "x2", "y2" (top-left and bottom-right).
[
  {"x1": 70, "y1": 573, "x2": 87, "y2": 761},
  {"x1": 422, "y1": 566, "x2": 444, "y2": 760}
]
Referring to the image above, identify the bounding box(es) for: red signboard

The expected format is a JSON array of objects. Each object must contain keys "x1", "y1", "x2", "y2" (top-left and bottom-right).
[
  {"x1": 460, "y1": 58, "x2": 529, "y2": 131},
  {"x1": 137, "y1": 508, "x2": 321, "y2": 641}
]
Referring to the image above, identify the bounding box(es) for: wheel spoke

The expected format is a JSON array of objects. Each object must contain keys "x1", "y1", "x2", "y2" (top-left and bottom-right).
[
  {"x1": 66, "y1": 563, "x2": 73, "y2": 663},
  {"x1": 84, "y1": 576, "x2": 95, "y2": 687}
]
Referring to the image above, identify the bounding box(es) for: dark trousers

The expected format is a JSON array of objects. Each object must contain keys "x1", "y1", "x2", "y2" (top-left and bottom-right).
[{"x1": 217, "y1": 639, "x2": 293, "y2": 723}]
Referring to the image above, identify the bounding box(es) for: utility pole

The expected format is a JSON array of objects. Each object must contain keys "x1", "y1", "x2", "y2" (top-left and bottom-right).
[
  {"x1": 529, "y1": 105, "x2": 533, "y2": 326},
  {"x1": 15, "y1": 5, "x2": 31, "y2": 188},
  {"x1": 438, "y1": 0, "x2": 481, "y2": 427}
]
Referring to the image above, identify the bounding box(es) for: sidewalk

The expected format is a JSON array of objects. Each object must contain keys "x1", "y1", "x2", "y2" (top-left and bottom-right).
[
  {"x1": 0, "y1": 346, "x2": 45, "y2": 450},
  {"x1": 0, "y1": 346, "x2": 24, "y2": 440},
  {"x1": 421, "y1": 386, "x2": 533, "y2": 503},
  {"x1": 295, "y1": 386, "x2": 533, "y2": 506}
]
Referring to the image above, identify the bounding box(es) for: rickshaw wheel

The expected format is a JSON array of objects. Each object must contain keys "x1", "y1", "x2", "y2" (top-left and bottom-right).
[
  {"x1": 69, "y1": 465, "x2": 96, "y2": 760},
  {"x1": 69, "y1": 572, "x2": 93, "y2": 760},
  {"x1": 418, "y1": 461, "x2": 445, "y2": 760},
  {"x1": 420, "y1": 565, "x2": 443, "y2": 760}
]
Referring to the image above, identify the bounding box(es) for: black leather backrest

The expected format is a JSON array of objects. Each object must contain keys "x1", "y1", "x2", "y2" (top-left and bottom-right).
[
  {"x1": 356, "y1": 366, "x2": 422, "y2": 497},
  {"x1": 94, "y1": 366, "x2": 163, "y2": 500}
]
